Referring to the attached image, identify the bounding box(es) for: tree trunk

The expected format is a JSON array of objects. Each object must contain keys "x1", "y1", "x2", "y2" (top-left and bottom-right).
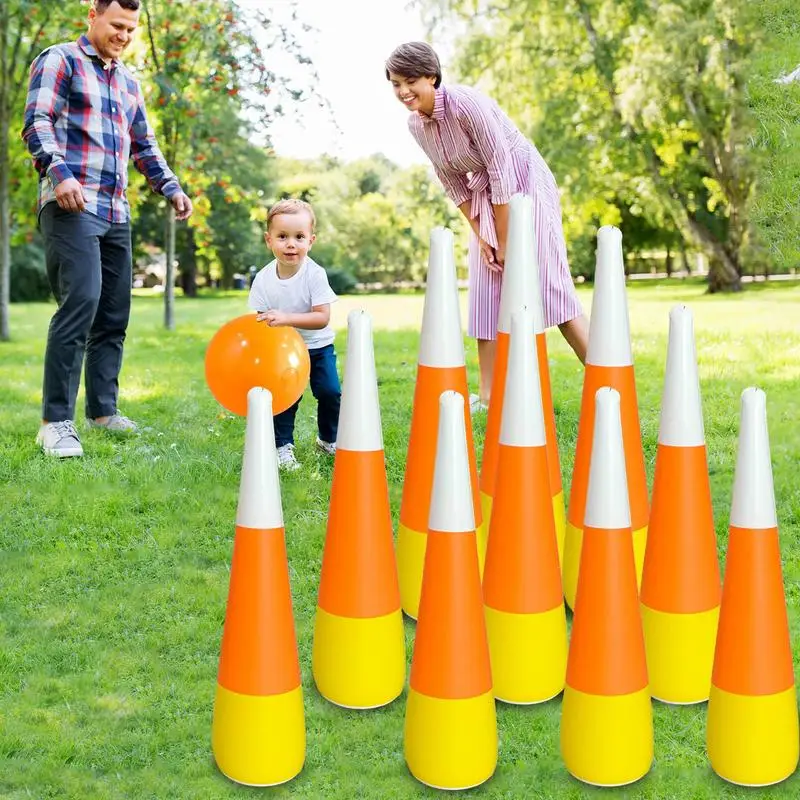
[
  {"x1": 665, "y1": 246, "x2": 673, "y2": 277},
  {"x1": 0, "y1": 108, "x2": 10, "y2": 342},
  {"x1": 164, "y1": 204, "x2": 176, "y2": 329}
]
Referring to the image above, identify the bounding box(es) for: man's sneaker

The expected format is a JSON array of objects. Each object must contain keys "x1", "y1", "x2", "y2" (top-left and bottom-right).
[
  {"x1": 276, "y1": 443, "x2": 301, "y2": 471},
  {"x1": 36, "y1": 420, "x2": 84, "y2": 458},
  {"x1": 315, "y1": 438, "x2": 336, "y2": 456},
  {"x1": 87, "y1": 413, "x2": 138, "y2": 435},
  {"x1": 469, "y1": 393, "x2": 488, "y2": 416}
]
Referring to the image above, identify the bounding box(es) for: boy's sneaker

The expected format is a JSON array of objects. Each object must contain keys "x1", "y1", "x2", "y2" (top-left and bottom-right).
[
  {"x1": 276, "y1": 443, "x2": 301, "y2": 471},
  {"x1": 87, "y1": 413, "x2": 138, "y2": 435},
  {"x1": 315, "y1": 438, "x2": 336, "y2": 456},
  {"x1": 36, "y1": 421, "x2": 84, "y2": 458}
]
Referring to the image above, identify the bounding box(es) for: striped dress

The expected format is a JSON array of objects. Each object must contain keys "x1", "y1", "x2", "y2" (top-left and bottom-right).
[{"x1": 408, "y1": 84, "x2": 583, "y2": 339}]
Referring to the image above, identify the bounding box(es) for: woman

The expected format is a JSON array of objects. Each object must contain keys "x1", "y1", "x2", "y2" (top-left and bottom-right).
[{"x1": 385, "y1": 42, "x2": 589, "y2": 409}]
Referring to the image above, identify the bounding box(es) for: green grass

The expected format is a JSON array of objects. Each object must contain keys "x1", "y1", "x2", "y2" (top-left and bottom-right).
[
  {"x1": 1, "y1": 283, "x2": 799, "y2": 799},
  {"x1": 747, "y1": 0, "x2": 800, "y2": 271}
]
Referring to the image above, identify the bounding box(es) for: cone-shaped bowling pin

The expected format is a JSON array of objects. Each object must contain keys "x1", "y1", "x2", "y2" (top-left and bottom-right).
[
  {"x1": 404, "y1": 391, "x2": 497, "y2": 790},
  {"x1": 483, "y1": 308, "x2": 567, "y2": 704},
  {"x1": 212, "y1": 387, "x2": 305, "y2": 786},
  {"x1": 563, "y1": 226, "x2": 649, "y2": 609},
  {"x1": 312, "y1": 310, "x2": 405, "y2": 708},
  {"x1": 397, "y1": 228, "x2": 485, "y2": 619},
  {"x1": 706, "y1": 388, "x2": 798, "y2": 786},
  {"x1": 480, "y1": 194, "x2": 565, "y2": 568},
  {"x1": 561, "y1": 388, "x2": 653, "y2": 787},
  {"x1": 640, "y1": 305, "x2": 721, "y2": 704}
]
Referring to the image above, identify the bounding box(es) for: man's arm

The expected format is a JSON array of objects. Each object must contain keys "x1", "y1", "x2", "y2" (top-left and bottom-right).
[
  {"x1": 129, "y1": 80, "x2": 192, "y2": 220},
  {"x1": 21, "y1": 48, "x2": 86, "y2": 212}
]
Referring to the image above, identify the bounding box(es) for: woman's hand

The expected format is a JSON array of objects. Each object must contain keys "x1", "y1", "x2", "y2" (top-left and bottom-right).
[
  {"x1": 479, "y1": 238, "x2": 503, "y2": 273},
  {"x1": 494, "y1": 244, "x2": 506, "y2": 267}
]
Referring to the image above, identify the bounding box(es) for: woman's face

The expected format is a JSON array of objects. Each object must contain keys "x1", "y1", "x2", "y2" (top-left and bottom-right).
[{"x1": 388, "y1": 72, "x2": 437, "y2": 114}]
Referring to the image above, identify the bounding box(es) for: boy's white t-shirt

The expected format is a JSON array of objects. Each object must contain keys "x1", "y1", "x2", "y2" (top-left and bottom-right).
[{"x1": 248, "y1": 256, "x2": 338, "y2": 349}]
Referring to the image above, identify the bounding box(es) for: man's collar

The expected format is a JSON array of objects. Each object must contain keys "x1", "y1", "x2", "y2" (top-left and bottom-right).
[{"x1": 77, "y1": 34, "x2": 118, "y2": 68}]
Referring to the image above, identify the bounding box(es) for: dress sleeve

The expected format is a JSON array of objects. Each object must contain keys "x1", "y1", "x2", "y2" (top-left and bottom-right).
[
  {"x1": 432, "y1": 163, "x2": 471, "y2": 207},
  {"x1": 455, "y1": 90, "x2": 515, "y2": 205}
]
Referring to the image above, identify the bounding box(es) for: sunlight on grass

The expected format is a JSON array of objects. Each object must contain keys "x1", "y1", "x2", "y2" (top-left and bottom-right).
[{"x1": 1, "y1": 283, "x2": 799, "y2": 799}]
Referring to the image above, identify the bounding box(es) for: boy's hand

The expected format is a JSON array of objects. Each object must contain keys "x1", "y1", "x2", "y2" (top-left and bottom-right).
[{"x1": 257, "y1": 309, "x2": 291, "y2": 327}]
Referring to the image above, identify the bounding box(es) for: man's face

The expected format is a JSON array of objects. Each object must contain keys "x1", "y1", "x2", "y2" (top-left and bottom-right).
[{"x1": 87, "y1": 2, "x2": 141, "y2": 62}]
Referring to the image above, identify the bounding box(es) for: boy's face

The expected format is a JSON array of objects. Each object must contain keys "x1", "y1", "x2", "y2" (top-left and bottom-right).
[{"x1": 265, "y1": 212, "x2": 316, "y2": 269}]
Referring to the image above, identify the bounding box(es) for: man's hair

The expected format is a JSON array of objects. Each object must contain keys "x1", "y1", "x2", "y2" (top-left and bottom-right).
[
  {"x1": 385, "y1": 42, "x2": 442, "y2": 89},
  {"x1": 267, "y1": 199, "x2": 316, "y2": 232},
  {"x1": 94, "y1": 0, "x2": 141, "y2": 13}
]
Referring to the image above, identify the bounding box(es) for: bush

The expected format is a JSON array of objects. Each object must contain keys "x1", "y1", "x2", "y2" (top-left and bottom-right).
[
  {"x1": 326, "y1": 266, "x2": 357, "y2": 295},
  {"x1": 10, "y1": 239, "x2": 51, "y2": 303}
]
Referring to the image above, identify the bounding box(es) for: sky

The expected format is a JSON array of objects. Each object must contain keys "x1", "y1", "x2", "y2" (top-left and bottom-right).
[{"x1": 241, "y1": 0, "x2": 446, "y2": 167}]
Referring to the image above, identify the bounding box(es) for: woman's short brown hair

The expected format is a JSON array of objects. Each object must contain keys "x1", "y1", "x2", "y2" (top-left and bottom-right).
[{"x1": 385, "y1": 42, "x2": 442, "y2": 89}]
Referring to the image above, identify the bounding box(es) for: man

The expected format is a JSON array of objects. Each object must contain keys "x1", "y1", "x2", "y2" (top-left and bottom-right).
[{"x1": 22, "y1": 0, "x2": 193, "y2": 458}]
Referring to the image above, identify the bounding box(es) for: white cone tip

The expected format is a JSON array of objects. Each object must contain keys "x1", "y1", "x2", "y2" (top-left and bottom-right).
[
  {"x1": 497, "y1": 193, "x2": 545, "y2": 334},
  {"x1": 730, "y1": 387, "x2": 778, "y2": 529},
  {"x1": 337, "y1": 309, "x2": 383, "y2": 452},
  {"x1": 584, "y1": 387, "x2": 632, "y2": 529},
  {"x1": 428, "y1": 390, "x2": 476, "y2": 533},
  {"x1": 236, "y1": 387, "x2": 284, "y2": 529},
  {"x1": 500, "y1": 308, "x2": 546, "y2": 447},
  {"x1": 586, "y1": 226, "x2": 633, "y2": 367},
  {"x1": 658, "y1": 305, "x2": 705, "y2": 447},
  {"x1": 419, "y1": 227, "x2": 465, "y2": 368}
]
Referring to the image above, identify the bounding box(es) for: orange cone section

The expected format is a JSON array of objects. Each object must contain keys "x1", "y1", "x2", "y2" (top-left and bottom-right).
[
  {"x1": 706, "y1": 388, "x2": 798, "y2": 786},
  {"x1": 397, "y1": 227, "x2": 484, "y2": 619},
  {"x1": 480, "y1": 193, "x2": 565, "y2": 568},
  {"x1": 560, "y1": 387, "x2": 653, "y2": 787},
  {"x1": 640, "y1": 305, "x2": 721, "y2": 704},
  {"x1": 312, "y1": 310, "x2": 405, "y2": 709},
  {"x1": 563, "y1": 226, "x2": 649, "y2": 609},
  {"x1": 404, "y1": 391, "x2": 497, "y2": 790},
  {"x1": 212, "y1": 387, "x2": 305, "y2": 787},
  {"x1": 483, "y1": 308, "x2": 567, "y2": 704}
]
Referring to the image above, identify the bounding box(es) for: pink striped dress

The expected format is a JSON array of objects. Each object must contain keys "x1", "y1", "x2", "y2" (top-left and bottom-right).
[{"x1": 408, "y1": 84, "x2": 583, "y2": 339}]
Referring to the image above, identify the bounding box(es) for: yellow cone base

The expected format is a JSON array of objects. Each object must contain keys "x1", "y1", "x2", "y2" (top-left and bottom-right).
[
  {"x1": 404, "y1": 688, "x2": 497, "y2": 790},
  {"x1": 312, "y1": 606, "x2": 406, "y2": 709},
  {"x1": 397, "y1": 523, "x2": 427, "y2": 620},
  {"x1": 397, "y1": 519, "x2": 486, "y2": 620},
  {"x1": 641, "y1": 604, "x2": 719, "y2": 704},
  {"x1": 707, "y1": 685, "x2": 799, "y2": 786},
  {"x1": 485, "y1": 604, "x2": 567, "y2": 704},
  {"x1": 563, "y1": 522, "x2": 648, "y2": 610},
  {"x1": 480, "y1": 490, "x2": 565, "y2": 574},
  {"x1": 212, "y1": 684, "x2": 305, "y2": 786},
  {"x1": 560, "y1": 685, "x2": 653, "y2": 786}
]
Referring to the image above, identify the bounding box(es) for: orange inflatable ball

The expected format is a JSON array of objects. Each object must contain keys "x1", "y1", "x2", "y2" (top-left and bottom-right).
[{"x1": 205, "y1": 314, "x2": 310, "y2": 416}]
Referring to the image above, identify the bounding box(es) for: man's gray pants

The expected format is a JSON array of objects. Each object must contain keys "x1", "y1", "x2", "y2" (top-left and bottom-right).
[{"x1": 39, "y1": 202, "x2": 132, "y2": 423}]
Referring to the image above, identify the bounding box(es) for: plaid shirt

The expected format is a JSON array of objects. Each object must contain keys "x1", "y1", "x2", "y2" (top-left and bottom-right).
[{"x1": 22, "y1": 35, "x2": 181, "y2": 224}]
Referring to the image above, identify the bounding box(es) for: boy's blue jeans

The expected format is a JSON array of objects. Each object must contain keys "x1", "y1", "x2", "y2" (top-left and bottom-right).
[{"x1": 274, "y1": 343, "x2": 341, "y2": 447}]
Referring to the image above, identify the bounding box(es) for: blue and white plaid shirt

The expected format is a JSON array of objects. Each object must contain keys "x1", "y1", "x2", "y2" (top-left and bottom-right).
[{"x1": 22, "y1": 35, "x2": 182, "y2": 223}]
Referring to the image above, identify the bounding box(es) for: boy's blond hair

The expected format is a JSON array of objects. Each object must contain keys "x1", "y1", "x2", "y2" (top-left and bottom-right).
[{"x1": 267, "y1": 198, "x2": 316, "y2": 232}]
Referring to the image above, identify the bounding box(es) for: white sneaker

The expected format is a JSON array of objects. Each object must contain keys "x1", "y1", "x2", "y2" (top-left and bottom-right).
[
  {"x1": 87, "y1": 412, "x2": 138, "y2": 435},
  {"x1": 469, "y1": 393, "x2": 488, "y2": 416},
  {"x1": 36, "y1": 420, "x2": 84, "y2": 458},
  {"x1": 276, "y1": 443, "x2": 301, "y2": 471},
  {"x1": 315, "y1": 438, "x2": 336, "y2": 456}
]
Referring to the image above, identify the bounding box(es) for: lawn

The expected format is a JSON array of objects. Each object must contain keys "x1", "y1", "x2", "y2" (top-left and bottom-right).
[{"x1": 1, "y1": 281, "x2": 799, "y2": 799}]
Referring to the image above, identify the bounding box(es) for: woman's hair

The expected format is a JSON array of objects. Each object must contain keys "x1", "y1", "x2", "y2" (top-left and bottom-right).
[
  {"x1": 385, "y1": 42, "x2": 442, "y2": 89},
  {"x1": 267, "y1": 198, "x2": 316, "y2": 232}
]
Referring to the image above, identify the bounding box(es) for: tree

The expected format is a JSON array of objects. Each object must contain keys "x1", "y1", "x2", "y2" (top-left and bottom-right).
[{"x1": 132, "y1": 0, "x2": 318, "y2": 327}]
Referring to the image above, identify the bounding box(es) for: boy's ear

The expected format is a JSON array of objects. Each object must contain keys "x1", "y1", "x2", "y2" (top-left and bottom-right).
[
  {"x1": 264, "y1": 231, "x2": 270, "y2": 247},
  {"x1": 308, "y1": 233, "x2": 316, "y2": 250}
]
